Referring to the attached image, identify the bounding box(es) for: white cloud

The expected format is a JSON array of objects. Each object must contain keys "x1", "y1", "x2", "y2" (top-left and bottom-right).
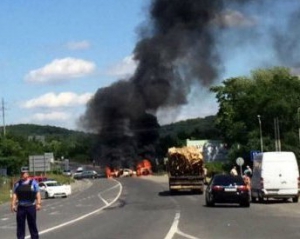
[
  {"x1": 214, "y1": 10, "x2": 257, "y2": 28},
  {"x1": 25, "y1": 57, "x2": 96, "y2": 83},
  {"x1": 21, "y1": 92, "x2": 93, "y2": 109},
  {"x1": 66, "y1": 40, "x2": 91, "y2": 50},
  {"x1": 32, "y1": 111, "x2": 70, "y2": 121},
  {"x1": 106, "y1": 55, "x2": 137, "y2": 78}
]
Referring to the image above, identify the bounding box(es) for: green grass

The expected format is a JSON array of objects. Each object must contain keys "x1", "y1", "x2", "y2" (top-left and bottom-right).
[
  {"x1": 0, "y1": 178, "x2": 12, "y2": 205},
  {"x1": 0, "y1": 174, "x2": 74, "y2": 205}
]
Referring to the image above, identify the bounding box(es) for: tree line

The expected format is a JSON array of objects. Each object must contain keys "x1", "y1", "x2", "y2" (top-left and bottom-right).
[{"x1": 0, "y1": 66, "x2": 299, "y2": 175}]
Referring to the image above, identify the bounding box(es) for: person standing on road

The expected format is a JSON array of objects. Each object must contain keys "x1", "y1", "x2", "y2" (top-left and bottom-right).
[
  {"x1": 11, "y1": 168, "x2": 41, "y2": 239},
  {"x1": 230, "y1": 166, "x2": 238, "y2": 176},
  {"x1": 244, "y1": 165, "x2": 253, "y2": 177}
]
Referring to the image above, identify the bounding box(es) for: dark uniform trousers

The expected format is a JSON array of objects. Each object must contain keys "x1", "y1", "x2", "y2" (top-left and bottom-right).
[{"x1": 17, "y1": 205, "x2": 39, "y2": 239}]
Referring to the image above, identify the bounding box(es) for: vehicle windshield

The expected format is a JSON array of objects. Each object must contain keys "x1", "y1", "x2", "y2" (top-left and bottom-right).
[
  {"x1": 213, "y1": 175, "x2": 244, "y2": 186},
  {"x1": 45, "y1": 182, "x2": 61, "y2": 187}
]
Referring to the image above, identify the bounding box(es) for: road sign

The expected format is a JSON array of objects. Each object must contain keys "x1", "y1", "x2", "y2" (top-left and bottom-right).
[
  {"x1": 236, "y1": 157, "x2": 244, "y2": 166},
  {"x1": 29, "y1": 155, "x2": 51, "y2": 173}
]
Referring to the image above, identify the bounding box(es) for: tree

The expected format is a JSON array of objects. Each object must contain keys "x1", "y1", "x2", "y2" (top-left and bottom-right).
[{"x1": 210, "y1": 66, "x2": 300, "y2": 162}]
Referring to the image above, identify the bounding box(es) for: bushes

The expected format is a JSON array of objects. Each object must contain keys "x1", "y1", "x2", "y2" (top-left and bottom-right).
[{"x1": 205, "y1": 161, "x2": 227, "y2": 177}]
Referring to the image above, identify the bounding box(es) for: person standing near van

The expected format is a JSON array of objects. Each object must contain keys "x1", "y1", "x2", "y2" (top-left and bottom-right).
[
  {"x1": 11, "y1": 168, "x2": 41, "y2": 239},
  {"x1": 244, "y1": 165, "x2": 253, "y2": 177},
  {"x1": 230, "y1": 166, "x2": 238, "y2": 176}
]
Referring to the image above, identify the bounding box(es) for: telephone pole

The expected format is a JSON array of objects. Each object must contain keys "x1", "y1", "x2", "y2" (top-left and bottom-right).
[{"x1": 1, "y1": 98, "x2": 6, "y2": 137}]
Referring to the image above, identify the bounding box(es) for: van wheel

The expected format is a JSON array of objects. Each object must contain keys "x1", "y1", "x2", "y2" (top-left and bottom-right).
[
  {"x1": 251, "y1": 195, "x2": 257, "y2": 203},
  {"x1": 258, "y1": 194, "x2": 264, "y2": 203},
  {"x1": 292, "y1": 196, "x2": 299, "y2": 203}
]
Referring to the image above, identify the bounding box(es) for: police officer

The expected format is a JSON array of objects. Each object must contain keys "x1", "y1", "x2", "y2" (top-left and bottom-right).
[{"x1": 11, "y1": 168, "x2": 41, "y2": 239}]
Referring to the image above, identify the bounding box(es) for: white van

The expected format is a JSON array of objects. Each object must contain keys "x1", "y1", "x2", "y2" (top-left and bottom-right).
[{"x1": 251, "y1": 151, "x2": 299, "y2": 203}]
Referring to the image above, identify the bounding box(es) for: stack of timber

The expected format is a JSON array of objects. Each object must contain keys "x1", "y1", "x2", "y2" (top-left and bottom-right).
[{"x1": 167, "y1": 146, "x2": 204, "y2": 176}]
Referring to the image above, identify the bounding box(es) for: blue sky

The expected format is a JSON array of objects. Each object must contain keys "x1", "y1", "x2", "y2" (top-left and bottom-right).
[
  {"x1": 0, "y1": 0, "x2": 299, "y2": 130},
  {"x1": 0, "y1": 0, "x2": 145, "y2": 130}
]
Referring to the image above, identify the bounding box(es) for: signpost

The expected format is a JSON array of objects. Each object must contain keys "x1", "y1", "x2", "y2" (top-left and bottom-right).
[
  {"x1": 29, "y1": 154, "x2": 51, "y2": 174},
  {"x1": 236, "y1": 157, "x2": 244, "y2": 175}
]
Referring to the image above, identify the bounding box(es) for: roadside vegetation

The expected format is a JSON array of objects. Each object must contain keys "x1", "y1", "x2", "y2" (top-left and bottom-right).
[
  {"x1": 0, "y1": 66, "x2": 299, "y2": 203},
  {"x1": 0, "y1": 173, "x2": 74, "y2": 205}
]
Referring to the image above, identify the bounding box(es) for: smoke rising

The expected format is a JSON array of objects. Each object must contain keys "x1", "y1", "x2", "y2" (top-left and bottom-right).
[{"x1": 79, "y1": 0, "x2": 300, "y2": 167}]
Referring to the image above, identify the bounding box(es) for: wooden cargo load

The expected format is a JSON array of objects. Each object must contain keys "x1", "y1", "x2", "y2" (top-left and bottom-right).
[{"x1": 167, "y1": 146, "x2": 204, "y2": 176}]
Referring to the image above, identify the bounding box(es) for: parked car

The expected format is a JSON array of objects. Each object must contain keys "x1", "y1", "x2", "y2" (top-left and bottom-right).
[
  {"x1": 39, "y1": 180, "x2": 72, "y2": 199},
  {"x1": 73, "y1": 167, "x2": 84, "y2": 178},
  {"x1": 62, "y1": 169, "x2": 72, "y2": 177},
  {"x1": 120, "y1": 168, "x2": 134, "y2": 177},
  {"x1": 74, "y1": 170, "x2": 99, "y2": 179},
  {"x1": 205, "y1": 174, "x2": 250, "y2": 207}
]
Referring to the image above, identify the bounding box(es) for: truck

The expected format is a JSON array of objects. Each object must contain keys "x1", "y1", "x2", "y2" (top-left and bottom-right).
[
  {"x1": 167, "y1": 146, "x2": 205, "y2": 194},
  {"x1": 251, "y1": 151, "x2": 300, "y2": 203}
]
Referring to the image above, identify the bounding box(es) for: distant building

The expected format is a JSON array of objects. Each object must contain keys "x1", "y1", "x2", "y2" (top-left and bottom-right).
[
  {"x1": 28, "y1": 135, "x2": 46, "y2": 144},
  {"x1": 186, "y1": 139, "x2": 228, "y2": 162}
]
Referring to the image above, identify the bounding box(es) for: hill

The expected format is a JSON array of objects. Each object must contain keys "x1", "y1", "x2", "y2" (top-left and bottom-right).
[
  {"x1": 160, "y1": 115, "x2": 220, "y2": 139},
  {"x1": 1, "y1": 116, "x2": 219, "y2": 140},
  {"x1": 2, "y1": 124, "x2": 91, "y2": 138}
]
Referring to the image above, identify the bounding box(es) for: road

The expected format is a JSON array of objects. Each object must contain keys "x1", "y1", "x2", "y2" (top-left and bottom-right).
[{"x1": 1, "y1": 175, "x2": 300, "y2": 239}]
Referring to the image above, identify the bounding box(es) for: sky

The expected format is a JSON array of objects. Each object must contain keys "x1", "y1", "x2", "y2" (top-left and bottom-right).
[{"x1": 1, "y1": 0, "x2": 299, "y2": 131}]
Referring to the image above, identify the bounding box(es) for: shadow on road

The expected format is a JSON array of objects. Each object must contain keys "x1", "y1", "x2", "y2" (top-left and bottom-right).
[{"x1": 158, "y1": 190, "x2": 203, "y2": 197}]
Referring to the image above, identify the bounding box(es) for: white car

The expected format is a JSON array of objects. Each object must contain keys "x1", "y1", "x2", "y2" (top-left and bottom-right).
[
  {"x1": 62, "y1": 169, "x2": 72, "y2": 177},
  {"x1": 120, "y1": 168, "x2": 134, "y2": 177},
  {"x1": 39, "y1": 180, "x2": 72, "y2": 199}
]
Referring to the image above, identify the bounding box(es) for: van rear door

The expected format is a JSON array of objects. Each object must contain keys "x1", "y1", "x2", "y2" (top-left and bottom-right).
[{"x1": 263, "y1": 161, "x2": 298, "y2": 195}]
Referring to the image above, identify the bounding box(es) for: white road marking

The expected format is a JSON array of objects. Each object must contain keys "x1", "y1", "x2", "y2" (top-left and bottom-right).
[
  {"x1": 164, "y1": 212, "x2": 180, "y2": 239},
  {"x1": 164, "y1": 212, "x2": 201, "y2": 239},
  {"x1": 97, "y1": 183, "x2": 120, "y2": 206},
  {"x1": 23, "y1": 180, "x2": 122, "y2": 239},
  {"x1": 177, "y1": 229, "x2": 201, "y2": 239}
]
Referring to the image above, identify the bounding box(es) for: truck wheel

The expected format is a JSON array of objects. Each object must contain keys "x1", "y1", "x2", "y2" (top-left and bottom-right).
[
  {"x1": 192, "y1": 189, "x2": 203, "y2": 195},
  {"x1": 292, "y1": 196, "x2": 299, "y2": 203}
]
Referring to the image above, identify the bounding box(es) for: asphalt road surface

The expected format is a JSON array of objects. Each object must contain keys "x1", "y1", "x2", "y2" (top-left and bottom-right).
[{"x1": 1, "y1": 175, "x2": 300, "y2": 239}]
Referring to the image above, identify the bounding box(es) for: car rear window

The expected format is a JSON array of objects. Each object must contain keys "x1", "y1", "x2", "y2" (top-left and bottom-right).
[{"x1": 213, "y1": 175, "x2": 245, "y2": 186}]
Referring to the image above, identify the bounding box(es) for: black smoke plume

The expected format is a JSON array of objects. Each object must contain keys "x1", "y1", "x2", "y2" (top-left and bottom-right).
[
  {"x1": 79, "y1": 0, "x2": 224, "y2": 168},
  {"x1": 80, "y1": 0, "x2": 282, "y2": 168}
]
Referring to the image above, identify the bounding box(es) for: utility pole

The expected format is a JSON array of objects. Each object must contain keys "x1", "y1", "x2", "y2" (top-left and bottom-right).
[
  {"x1": 1, "y1": 98, "x2": 6, "y2": 137},
  {"x1": 257, "y1": 115, "x2": 263, "y2": 152},
  {"x1": 274, "y1": 117, "x2": 281, "y2": 151}
]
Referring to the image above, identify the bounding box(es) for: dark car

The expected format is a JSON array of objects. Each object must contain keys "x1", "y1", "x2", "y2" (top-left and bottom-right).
[
  {"x1": 74, "y1": 170, "x2": 99, "y2": 179},
  {"x1": 205, "y1": 174, "x2": 250, "y2": 207}
]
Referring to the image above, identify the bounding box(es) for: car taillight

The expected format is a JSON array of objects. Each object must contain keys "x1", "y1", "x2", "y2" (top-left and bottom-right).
[
  {"x1": 237, "y1": 185, "x2": 249, "y2": 192},
  {"x1": 260, "y1": 177, "x2": 264, "y2": 188},
  {"x1": 212, "y1": 185, "x2": 223, "y2": 191}
]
